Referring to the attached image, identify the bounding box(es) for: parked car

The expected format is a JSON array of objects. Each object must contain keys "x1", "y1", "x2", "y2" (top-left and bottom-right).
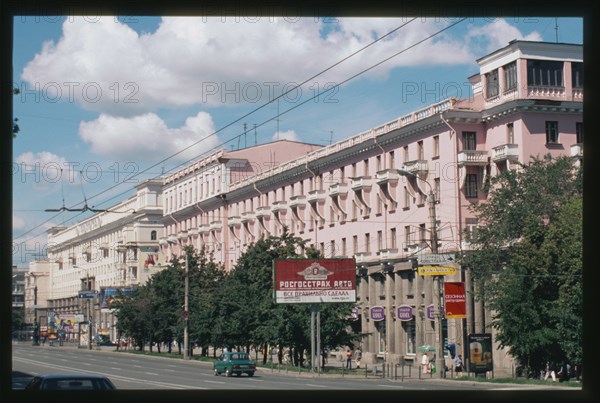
[
  {"x1": 25, "y1": 374, "x2": 117, "y2": 390},
  {"x1": 213, "y1": 351, "x2": 256, "y2": 377}
]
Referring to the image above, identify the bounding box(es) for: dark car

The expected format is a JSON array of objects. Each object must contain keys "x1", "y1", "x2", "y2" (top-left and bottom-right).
[
  {"x1": 213, "y1": 352, "x2": 256, "y2": 377},
  {"x1": 25, "y1": 374, "x2": 117, "y2": 390}
]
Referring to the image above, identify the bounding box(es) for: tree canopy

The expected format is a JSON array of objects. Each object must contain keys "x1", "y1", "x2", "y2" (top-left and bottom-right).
[{"x1": 463, "y1": 155, "x2": 583, "y2": 376}]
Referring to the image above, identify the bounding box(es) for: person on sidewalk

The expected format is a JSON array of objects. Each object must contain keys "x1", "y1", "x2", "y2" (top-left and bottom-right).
[
  {"x1": 354, "y1": 348, "x2": 362, "y2": 369},
  {"x1": 421, "y1": 353, "x2": 430, "y2": 374},
  {"x1": 346, "y1": 350, "x2": 352, "y2": 369},
  {"x1": 453, "y1": 354, "x2": 463, "y2": 377}
]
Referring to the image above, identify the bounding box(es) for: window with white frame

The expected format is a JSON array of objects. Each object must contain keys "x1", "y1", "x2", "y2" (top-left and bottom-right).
[
  {"x1": 390, "y1": 228, "x2": 397, "y2": 249},
  {"x1": 507, "y1": 123, "x2": 514, "y2": 144},
  {"x1": 571, "y1": 62, "x2": 583, "y2": 88},
  {"x1": 433, "y1": 136, "x2": 439, "y2": 158},
  {"x1": 465, "y1": 173, "x2": 478, "y2": 198},
  {"x1": 365, "y1": 233, "x2": 370, "y2": 253},
  {"x1": 485, "y1": 69, "x2": 499, "y2": 98},
  {"x1": 404, "y1": 186, "x2": 410, "y2": 208},
  {"x1": 527, "y1": 60, "x2": 563, "y2": 87},
  {"x1": 545, "y1": 121, "x2": 559, "y2": 144},
  {"x1": 576, "y1": 122, "x2": 583, "y2": 144},
  {"x1": 503, "y1": 62, "x2": 517, "y2": 92},
  {"x1": 462, "y1": 132, "x2": 477, "y2": 151},
  {"x1": 377, "y1": 230, "x2": 383, "y2": 251},
  {"x1": 417, "y1": 141, "x2": 424, "y2": 160}
]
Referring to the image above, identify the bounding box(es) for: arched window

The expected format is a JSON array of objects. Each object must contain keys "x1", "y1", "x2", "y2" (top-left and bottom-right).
[{"x1": 150, "y1": 230, "x2": 157, "y2": 240}]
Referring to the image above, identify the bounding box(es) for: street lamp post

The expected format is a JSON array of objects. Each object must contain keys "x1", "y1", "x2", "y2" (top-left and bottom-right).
[
  {"x1": 398, "y1": 169, "x2": 445, "y2": 379},
  {"x1": 32, "y1": 285, "x2": 39, "y2": 346},
  {"x1": 167, "y1": 236, "x2": 190, "y2": 360}
]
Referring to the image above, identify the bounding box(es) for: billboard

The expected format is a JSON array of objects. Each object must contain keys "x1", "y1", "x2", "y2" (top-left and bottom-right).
[
  {"x1": 273, "y1": 259, "x2": 356, "y2": 304},
  {"x1": 140, "y1": 246, "x2": 166, "y2": 272},
  {"x1": 468, "y1": 333, "x2": 493, "y2": 373},
  {"x1": 100, "y1": 287, "x2": 137, "y2": 312},
  {"x1": 444, "y1": 282, "x2": 467, "y2": 319}
]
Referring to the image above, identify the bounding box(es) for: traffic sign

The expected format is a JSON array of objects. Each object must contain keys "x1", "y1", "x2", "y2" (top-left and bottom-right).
[
  {"x1": 78, "y1": 290, "x2": 98, "y2": 299},
  {"x1": 418, "y1": 265, "x2": 457, "y2": 276},
  {"x1": 417, "y1": 253, "x2": 456, "y2": 266}
]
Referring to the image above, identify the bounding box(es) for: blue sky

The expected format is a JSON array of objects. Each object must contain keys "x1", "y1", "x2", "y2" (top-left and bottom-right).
[{"x1": 12, "y1": 16, "x2": 583, "y2": 266}]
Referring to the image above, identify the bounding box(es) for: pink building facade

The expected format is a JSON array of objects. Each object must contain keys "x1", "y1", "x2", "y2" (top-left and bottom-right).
[{"x1": 160, "y1": 40, "x2": 582, "y2": 375}]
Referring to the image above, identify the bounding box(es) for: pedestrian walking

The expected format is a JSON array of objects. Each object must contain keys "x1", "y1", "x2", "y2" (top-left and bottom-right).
[
  {"x1": 421, "y1": 353, "x2": 430, "y2": 374},
  {"x1": 544, "y1": 361, "x2": 556, "y2": 382},
  {"x1": 354, "y1": 348, "x2": 362, "y2": 369},
  {"x1": 346, "y1": 349, "x2": 352, "y2": 369},
  {"x1": 453, "y1": 354, "x2": 463, "y2": 377}
]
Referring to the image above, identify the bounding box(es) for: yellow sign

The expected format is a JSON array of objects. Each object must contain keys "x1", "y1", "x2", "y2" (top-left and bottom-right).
[{"x1": 418, "y1": 265, "x2": 457, "y2": 276}]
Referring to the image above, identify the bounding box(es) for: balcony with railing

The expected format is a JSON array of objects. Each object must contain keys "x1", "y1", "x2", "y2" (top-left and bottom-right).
[
  {"x1": 256, "y1": 206, "x2": 271, "y2": 218},
  {"x1": 328, "y1": 183, "x2": 349, "y2": 197},
  {"x1": 354, "y1": 251, "x2": 372, "y2": 263},
  {"x1": 228, "y1": 216, "x2": 241, "y2": 226},
  {"x1": 457, "y1": 150, "x2": 489, "y2": 166},
  {"x1": 198, "y1": 224, "x2": 210, "y2": 234},
  {"x1": 375, "y1": 169, "x2": 400, "y2": 184},
  {"x1": 307, "y1": 189, "x2": 326, "y2": 203},
  {"x1": 402, "y1": 160, "x2": 428, "y2": 176},
  {"x1": 379, "y1": 248, "x2": 399, "y2": 260},
  {"x1": 271, "y1": 201, "x2": 288, "y2": 212},
  {"x1": 351, "y1": 177, "x2": 373, "y2": 190},
  {"x1": 527, "y1": 85, "x2": 566, "y2": 98},
  {"x1": 492, "y1": 144, "x2": 519, "y2": 163},
  {"x1": 177, "y1": 230, "x2": 188, "y2": 240},
  {"x1": 209, "y1": 220, "x2": 222, "y2": 231},
  {"x1": 187, "y1": 227, "x2": 199, "y2": 237},
  {"x1": 241, "y1": 211, "x2": 256, "y2": 222},
  {"x1": 289, "y1": 195, "x2": 307, "y2": 208}
]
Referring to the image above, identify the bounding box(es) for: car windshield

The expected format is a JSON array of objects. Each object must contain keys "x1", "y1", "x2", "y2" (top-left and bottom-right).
[{"x1": 231, "y1": 353, "x2": 248, "y2": 360}]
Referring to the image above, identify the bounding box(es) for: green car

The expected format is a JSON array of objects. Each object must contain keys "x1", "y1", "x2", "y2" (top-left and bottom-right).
[{"x1": 213, "y1": 351, "x2": 257, "y2": 377}]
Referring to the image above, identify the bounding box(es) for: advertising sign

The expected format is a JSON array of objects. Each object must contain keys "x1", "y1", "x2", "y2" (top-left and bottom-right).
[
  {"x1": 140, "y1": 246, "x2": 166, "y2": 272},
  {"x1": 417, "y1": 265, "x2": 457, "y2": 276},
  {"x1": 444, "y1": 282, "x2": 467, "y2": 319},
  {"x1": 100, "y1": 287, "x2": 137, "y2": 312},
  {"x1": 396, "y1": 305, "x2": 413, "y2": 321},
  {"x1": 370, "y1": 306, "x2": 385, "y2": 321},
  {"x1": 273, "y1": 259, "x2": 356, "y2": 304},
  {"x1": 468, "y1": 333, "x2": 493, "y2": 373}
]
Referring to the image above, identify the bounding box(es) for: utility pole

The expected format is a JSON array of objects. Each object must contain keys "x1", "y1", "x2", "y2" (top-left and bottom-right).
[
  {"x1": 429, "y1": 189, "x2": 445, "y2": 379},
  {"x1": 32, "y1": 285, "x2": 39, "y2": 346},
  {"x1": 183, "y1": 249, "x2": 190, "y2": 360},
  {"x1": 88, "y1": 273, "x2": 93, "y2": 350}
]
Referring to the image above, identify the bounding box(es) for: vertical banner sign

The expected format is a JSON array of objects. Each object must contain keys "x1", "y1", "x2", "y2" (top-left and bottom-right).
[
  {"x1": 444, "y1": 282, "x2": 466, "y2": 319},
  {"x1": 274, "y1": 259, "x2": 356, "y2": 304},
  {"x1": 468, "y1": 333, "x2": 493, "y2": 373}
]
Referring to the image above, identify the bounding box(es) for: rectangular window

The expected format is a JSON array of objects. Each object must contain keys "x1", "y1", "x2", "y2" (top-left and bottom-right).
[
  {"x1": 376, "y1": 195, "x2": 383, "y2": 215},
  {"x1": 485, "y1": 69, "x2": 499, "y2": 98},
  {"x1": 417, "y1": 141, "x2": 424, "y2": 160},
  {"x1": 365, "y1": 233, "x2": 370, "y2": 253},
  {"x1": 404, "y1": 145, "x2": 409, "y2": 162},
  {"x1": 404, "y1": 186, "x2": 410, "y2": 208},
  {"x1": 419, "y1": 223, "x2": 427, "y2": 244},
  {"x1": 352, "y1": 163, "x2": 357, "y2": 177},
  {"x1": 405, "y1": 225, "x2": 413, "y2": 247},
  {"x1": 403, "y1": 318, "x2": 416, "y2": 355},
  {"x1": 389, "y1": 151, "x2": 395, "y2": 169},
  {"x1": 377, "y1": 230, "x2": 383, "y2": 251},
  {"x1": 527, "y1": 60, "x2": 563, "y2": 87},
  {"x1": 341, "y1": 238, "x2": 347, "y2": 256},
  {"x1": 571, "y1": 62, "x2": 584, "y2": 88},
  {"x1": 376, "y1": 155, "x2": 382, "y2": 172},
  {"x1": 462, "y1": 132, "x2": 477, "y2": 151},
  {"x1": 507, "y1": 123, "x2": 514, "y2": 144},
  {"x1": 364, "y1": 159, "x2": 369, "y2": 176},
  {"x1": 576, "y1": 122, "x2": 583, "y2": 144},
  {"x1": 390, "y1": 228, "x2": 397, "y2": 249},
  {"x1": 465, "y1": 218, "x2": 478, "y2": 242},
  {"x1": 433, "y1": 136, "x2": 440, "y2": 158},
  {"x1": 465, "y1": 173, "x2": 478, "y2": 198},
  {"x1": 503, "y1": 62, "x2": 517, "y2": 92},
  {"x1": 353, "y1": 235, "x2": 358, "y2": 255},
  {"x1": 545, "y1": 121, "x2": 559, "y2": 144},
  {"x1": 330, "y1": 240, "x2": 336, "y2": 257}
]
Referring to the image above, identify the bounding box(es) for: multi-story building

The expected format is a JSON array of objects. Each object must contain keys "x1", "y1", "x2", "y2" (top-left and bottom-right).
[
  {"x1": 160, "y1": 40, "x2": 583, "y2": 375},
  {"x1": 29, "y1": 40, "x2": 582, "y2": 375},
  {"x1": 27, "y1": 179, "x2": 164, "y2": 342}
]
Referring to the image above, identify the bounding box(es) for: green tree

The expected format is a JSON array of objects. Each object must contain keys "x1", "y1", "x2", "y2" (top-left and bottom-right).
[
  {"x1": 463, "y1": 155, "x2": 582, "y2": 376},
  {"x1": 13, "y1": 88, "x2": 20, "y2": 137}
]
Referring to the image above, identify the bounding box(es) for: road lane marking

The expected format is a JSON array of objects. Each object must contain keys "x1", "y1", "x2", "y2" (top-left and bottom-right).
[
  {"x1": 145, "y1": 372, "x2": 159, "y2": 376},
  {"x1": 304, "y1": 383, "x2": 328, "y2": 388}
]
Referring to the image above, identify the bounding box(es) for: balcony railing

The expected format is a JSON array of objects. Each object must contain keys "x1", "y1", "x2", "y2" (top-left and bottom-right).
[
  {"x1": 492, "y1": 144, "x2": 519, "y2": 162},
  {"x1": 402, "y1": 160, "x2": 428, "y2": 175},
  {"x1": 271, "y1": 201, "x2": 288, "y2": 212},
  {"x1": 328, "y1": 183, "x2": 349, "y2": 197},
  {"x1": 527, "y1": 85, "x2": 566, "y2": 98},
  {"x1": 241, "y1": 211, "x2": 256, "y2": 222},
  {"x1": 289, "y1": 195, "x2": 307, "y2": 207},
  {"x1": 351, "y1": 177, "x2": 373, "y2": 190},
  {"x1": 177, "y1": 231, "x2": 188, "y2": 240},
  {"x1": 457, "y1": 150, "x2": 489, "y2": 166},
  {"x1": 209, "y1": 221, "x2": 222, "y2": 231},
  {"x1": 198, "y1": 224, "x2": 210, "y2": 234},
  {"x1": 379, "y1": 248, "x2": 399, "y2": 260},
  {"x1": 256, "y1": 206, "x2": 271, "y2": 218},
  {"x1": 307, "y1": 189, "x2": 326, "y2": 203},
  {"x1": 375, "y1": 169, "x2": 400, "y2": 184},
  {"x1": 228, "y1": 216, "x2": 241, "y2": 226}
]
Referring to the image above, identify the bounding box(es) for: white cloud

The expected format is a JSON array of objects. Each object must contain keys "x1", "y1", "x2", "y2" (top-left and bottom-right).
[
  {"x1": 78, "y1": 111, "x2": 220, "y2": 163},
  {"x1": 272, "y1": 130, "x2": 298, "y2": 141},
  {"x1": 14, "y1": 151, "x2": 81, "y2": 188},
  {"x1": 465, "y1": 19, "x2": 543, "y2": 55},
  {"x1": 13, "y1": 214, "x2": 26, "y2": 231},
  {"x1": 20, "y1": 17, "x2": 530, "y2": 114}
]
